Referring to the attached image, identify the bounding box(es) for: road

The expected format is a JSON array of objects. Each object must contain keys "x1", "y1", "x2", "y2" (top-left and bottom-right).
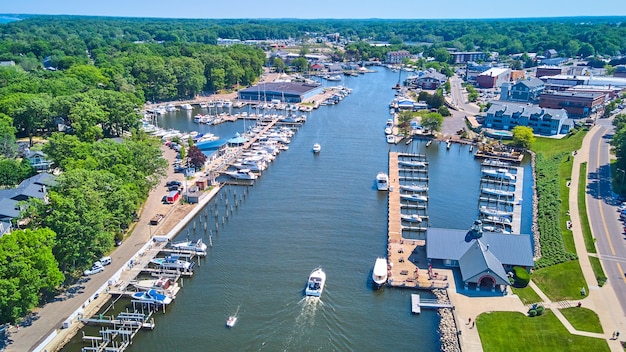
[
  {"x1": 585, "y1": 117, "x2": 626, "y2": 315},
  {"x1": 441, "y1": 75, "x2": 480, "y2": 138}
]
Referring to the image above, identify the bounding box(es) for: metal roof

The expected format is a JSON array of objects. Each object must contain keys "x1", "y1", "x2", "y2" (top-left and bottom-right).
[
  {"x1": 458, "y1": 240, "x2": 510, "y2": 285},
  {"x1": 426, "y1": 227, "x2": 534, "y2": 267}
]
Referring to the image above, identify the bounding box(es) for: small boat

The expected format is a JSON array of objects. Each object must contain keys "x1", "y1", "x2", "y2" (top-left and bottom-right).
[
  {"x1": 150, "y1": 255, "x2": 194, "y2": 271},
  {"x1": 405, "y1": 138, "x2": 413, "y2": 145},
  {"x1": 401, "y1": 214, "x2": 423, "y2": 223},
  {"x1": 399, "y1": 160, "x2": 426, "y2": 168},
  {"x1": 376, "y1": 172, "x2": 389, "y2": 191},
  {"x1": 384, "y1": 127, "x2": 392, "y2": 135},
  {"x1": 313, "y1": 143, "x2": 321, "y2": 153},
  {"x1": 399, "y1": 184, "x2": 428, "y2": 192},
  {"x1": 386, "y1": 135, "x2": 395, "y2": 144},
  {"x1": 226, "y1": 316, "x2": 237, "y2": 328},
  {"x1": 171, "y1": 239, "x2": 207, "y2": 254},
  {"x1": 400, "y1": 194, "x2": 428, "y2": 202},
  {"x1": 180, "y1": 103, "x2": 193, "y2": 111},
  {"x1": 131, "y1": 277, "x2": 175, "y2": 293},
  {"x1": 482, "y1": 168, "x2": 516, "y2": 181},
  {"x1": 372, "y1": 258, "x2": 388, "y2": 288},
  {"x1": 425, "y1": 140, "x2": 432, "y2": 147},
  {"x1": 131, "y1": 289, "x2": 173, "y2": 305},
  {"x1": 446, "y1": 140, "x2": 451, "y2": 149},
  {"x1": 479, "y1": 206, "x2": 513, "y2": 217},
  {"x1": 305, "y1": 267, "x2": 326, "y2": 297},
  {"x1": 481, "y1": 188, "x2": 514, "y2": 197},
  {"x1": 223, "y1": 169, "x2": 258, "y2": 180},
  {"x1": 484, "y1": 215, "x2": 512, "y2": 224}
]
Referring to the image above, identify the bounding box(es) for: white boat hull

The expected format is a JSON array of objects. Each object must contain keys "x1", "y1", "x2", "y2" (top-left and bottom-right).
[
  {"x1": 372, "y1": 258, "x2": 388, "y2": 287},
  {"x1": 376, "y1": 172, "x2": 389, "y2": 191},
  {"x1": 305, "y1": 268, "x2": 326, "y2": 297}
]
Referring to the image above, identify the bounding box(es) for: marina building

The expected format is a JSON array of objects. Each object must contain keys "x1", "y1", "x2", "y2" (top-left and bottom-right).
[
  {"x1": 238, "y1": 82, "x2": 323, "y2": 103},
  {"x1": 482, "y1": 101, "x2": 571, "y2": 136}
]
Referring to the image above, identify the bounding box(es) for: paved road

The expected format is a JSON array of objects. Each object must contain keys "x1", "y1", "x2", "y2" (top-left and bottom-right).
[
  {"x1": 441, "y1": 75, "x2": 480, "y2": 138},
  {"x1": 585, "y1": 118, "x2": 626, "y2": 315}
]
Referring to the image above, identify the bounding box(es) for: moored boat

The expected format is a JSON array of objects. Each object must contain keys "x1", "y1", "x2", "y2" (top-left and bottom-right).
[
  {"x1": 223, "y1": 169, "x2": 258, "y2": 180},
  {"x1": 481, "y1": 187, "x2": 514, "y2": 197},
  {"x1": 313, "y1": 143, "x2": 321, "y2": 153},
  {"x1": 400, "y1": 194, "x2": 428, "y2": 202},
  {"x1": 171, "y1": 239, "x2": 207, "y2": 255},
  {"x1": 372, "y1": 257, "x2": 388, "y2": 288},
  {"x1": 399, "y1": 160, "x2": 426, "y2": 168},
  {"x1": 150, "y1": 255, "x2": 194, "y2": 271},
  {"x1": 479, "y1": 206, "x2": 513, "y2": 217},
  {"x1": 399, "y1": 184, "x2": 428, "y2": 192},
  {"x1": 401, "y1": 214, "x2": 423, "y2": 223},
  {"x1": 305, "y1": 267, "x2": 326, "y2": 297},
  {"x1": 482, "y1": 168, "x2": 516, "y2": 181},
  {"x1": 131, "y1": 289, "x2": 173, "y2": 305},
  {"x1": 376, "y1": 172, "x2": 389, "y2": 191}
]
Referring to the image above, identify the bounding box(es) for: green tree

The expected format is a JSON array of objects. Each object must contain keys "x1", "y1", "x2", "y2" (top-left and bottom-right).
[
  {"x1": 291, "y1": 57, "x2": 309, "y2": 73},
  {"x1": 13, "y1": 95, "x2": 52, "y2": 146},
  {"x1": 512, "y1": 126, "x2": 535, "y2": 149},
  {"x1": 421, "y1": 112, "x2": 443, "y2": 133},
  {"x1": 578, "y1": 43, "x2": 595, "y2": 58},
  {"x1": 271, "y1": 57, "x2": 286, "y2": 73}
]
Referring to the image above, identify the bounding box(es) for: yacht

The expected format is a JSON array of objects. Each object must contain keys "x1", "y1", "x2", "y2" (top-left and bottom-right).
[
  {"x1": 386, "y1": 135, "x2": 395, "y2": 144},
  {"x1": 131, "y1": 277, "x2": 176, "y2": 294},
  {"x1": 400, "y1": 194, "x2": 428, "y2": 202},
  {"x1": 481, "y1": 187, "x2": 514, "y2": 197},
  {"x1": 131, "y1": 289, "x2": 173, "y2": 305},
  {"x1": 401, "y1": 214, "x2": 423, "y2": 223},
  {"x1": 180, "y1": 103, "x2": 193, "y2": 111},
  {"x1": 482, "y1": 168, "x2": 516, "y2": 181},
  {"x1": 313, "y1": 143, "x2": 321, "y2": 153},
  {"x1": 479, "y1": 206, "x2": 513, "y2": 217},
  {"x1": 226, "y1": 316, "x2": 237, "y2": 328},
  {"x1": 372, "y1": 258, "x2": 388, "y2": 288},
  {"x1": 223, "y1": 169, "x2": 258, "y2": 180},
  {"x1": 171, "y1": 239, "x2": 207, "y2": 255},
  {"x1": 399, "y1": 184, "x2": 428, "y2": 192},
  {"x1": 399, "y1": 160, "x2": 426, "y2": 168},
  {"x1": 376, "y1": 172, "x2": 389, "y2": 191},
  {"x1": 150, "y1": 255, "x2": 194, "y2": 271},
  {"x1": 305, "y1": 267, "x2": 326, "y2": 297}
]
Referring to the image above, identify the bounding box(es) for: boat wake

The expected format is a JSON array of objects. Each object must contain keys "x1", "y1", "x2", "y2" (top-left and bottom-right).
[{"x1": 296, "y1": 296, "x2": 323, "y2": 327}]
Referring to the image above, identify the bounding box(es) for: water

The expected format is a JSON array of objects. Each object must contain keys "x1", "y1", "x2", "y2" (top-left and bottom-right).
[{"x1": 63, "y1": 68, "x2": 532, "y2": 352}]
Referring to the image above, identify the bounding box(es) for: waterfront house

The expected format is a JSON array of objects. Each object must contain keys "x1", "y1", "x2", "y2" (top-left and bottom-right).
[
  {"x1": 483, "y1": 101, "x2": 570, "y2": 136},
  {"x1": 25, "y1": 150, "x2": 53, "y2": 171},
  {"x1": 405, "y1": 71, "x2": 447, "y2": 90},
  {"x1": 426, "y1": 226, "x2": 534, "y2": 292},
  {"x1": 0, "y1": 172, "x2": 56, "y2": 227}
]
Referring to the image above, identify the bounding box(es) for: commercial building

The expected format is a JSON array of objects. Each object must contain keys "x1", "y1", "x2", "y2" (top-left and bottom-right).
[
  {"x1": 535, "y1": 65, "x2": 563, "y2": 78},
  {"x1": 539, "y1": 91, "x2": 605, "y2": 118},
  {"x1": 483, "y1": 101, "x2": 571, "y2": 135},
  {"x1": 476, "y1": 68, "x2": 511, "y2": 89},
  {"x1": 386, "y1": 50, "x2": 411, "y2": 64},
  {"x1": 500, "y1": 77, "x2": 545, "y2": 103},
  {"x1": 451, "y1": 51, "x2": 486, "y2": 64},
  {"x1": 238, "y1": 82, "x2": 323, "y2": 103}
]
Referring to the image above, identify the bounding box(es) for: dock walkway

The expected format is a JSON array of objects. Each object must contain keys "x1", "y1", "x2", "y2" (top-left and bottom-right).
[{"x1": 411, "y1": 294, "x2": 454, "y2": 314}]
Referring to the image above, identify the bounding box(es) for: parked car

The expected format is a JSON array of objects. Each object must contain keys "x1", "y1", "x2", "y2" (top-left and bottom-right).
[
  {"x1": 99, "y1": 256, "x2": 112, "y2": 266},
  {"x1": 83, "y1": 262, "x2": 104, "y2": 276},
  {"x1": 166, "y1": 180, "x2": 182, "y2": 187},
  {"x1": 617, "y1": 202, "x2": 626, "y2": 211}
]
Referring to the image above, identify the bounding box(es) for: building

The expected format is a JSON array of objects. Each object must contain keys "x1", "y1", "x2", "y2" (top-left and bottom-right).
[
  {"x1": 238, "y1": 82, "x2": 323, "y2": 103},
  {"x1": 535, "y1": 65, "x2": 563, "y2": 78},
  {"x1": 24, "y1": 150, "x2": 53, "y2": 171},
  {"x1": 405, "y1": 70, "x2": 447, "y2": 90},
  {"x1": 500, "y1": 77, "x2": 545, "y2": 103},
  {"x1": 386, "y1": 50, "x2": 411, "y2": 64},
  {"x1": 0, "y1": 172, "x2": 56, "y2": 228},
  {"x1": 539, "y1": 91, "x2": 605, "y2": 118},
  {"x1": 476, "y1": 68, "x2": 511, "y2": 89},
  {"x1": 426, "y1": 223, "x2": 534, "y2": 292},
  {"x1": 451, "y1": 51, "x2": 486, "y2": 64},
  {"x1": 614, "y1": 65, "x2": 626, "y2": 78},
  {"x1": 483, "y1": 101, "x2": 571, "y2": 135}
]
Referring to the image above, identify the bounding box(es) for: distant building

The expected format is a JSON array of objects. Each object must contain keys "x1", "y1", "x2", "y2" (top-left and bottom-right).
[
  {"x1": 500, "y1": 77, "x2": 545, "y2": 103},
  {"x1": 535, "y1": 65, "x2": 563, "y2": 78},
  {"x1": 386, "y1": 50, "x2": 411, "y2": 64},
  {"x1": 614, "y1": 65, "x2": 626, "y2": 78},
  {"x1": 0, "y1": 60, "x2": 15, "y2": 67},
  {"x1": 476, "y1": 68, "x2": 511, "y2": 89},
  {"x1": 238, "y1": 82, "x2": 323, "y2": 103},
  {"x1": 24, "y1": 150, "x2": 53, "y2": 171},
  {"x1": 483, "y1": 101, "x2": 570, "y2": 135},
  {"x1": 0, "y1": 172, "x2": 56, "y2": 227},
  {"x1": 451, "y1": 51, "x2": 486, "y2": 64},
  {"x1": 544, "y1": 49, "x2": 559, "y2": 58},
  {"x1": 405, "y1": 70, "x2": 447, "y2": 90},
  {"x1": 539, "y1": 91, "x2": 605, "y2": 118}
]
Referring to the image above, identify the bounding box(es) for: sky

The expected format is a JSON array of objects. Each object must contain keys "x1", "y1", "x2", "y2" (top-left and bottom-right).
[{"x1": 1, "y1": 0, "x2": 626, "y2": 19}]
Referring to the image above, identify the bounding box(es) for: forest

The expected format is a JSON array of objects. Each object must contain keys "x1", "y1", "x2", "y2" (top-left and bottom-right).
[{"x1": 0, "y1": 14, "x2": 625, "y2": 324}]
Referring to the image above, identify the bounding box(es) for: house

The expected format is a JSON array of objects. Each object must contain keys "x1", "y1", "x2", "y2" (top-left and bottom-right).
[
  {"x1": 426, "y1": 222, "x2": 534, "y2": 292},
  {"x1": 386, "y1": 50, "x2": 411, "y2": 64},
  {"x1": 483, "y1": 101, "x2": 571, "y2": 135},
  {"x1": 0, "y1": 172, "x2": 56, "y2": 226},
  {"x1": 544, "y1": 49, "x2": 559, "y2": 58},
  {"x1": 405, "y1": 71, "x2": 447, "y2": 90},
  {"x1": 184, "y1": 186, "x2": 201, "y2": 204},
  {"x1": 24, "y1": 150, "x2": 53, "y2": 171},
  {"x1": 539, "y1": 91, "x2": 606, "y2": 118},
  {"x1": 614, "y1": 65, "x2": 626, "y2": 78},
  {"x1": 476, "y1": 68, "x2": 511, "y2": 88},
  {"x1": 500, "y1": 77, "x2": 545, "y2": 103}
]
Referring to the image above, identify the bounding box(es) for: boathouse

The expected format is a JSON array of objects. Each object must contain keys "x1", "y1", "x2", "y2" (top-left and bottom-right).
[
  {"x1": 426, "y1": 224, "x2": 534, "y2": 292},
  {"x1": 238, "y1": 82, "x2": 323, "y2": 103}
]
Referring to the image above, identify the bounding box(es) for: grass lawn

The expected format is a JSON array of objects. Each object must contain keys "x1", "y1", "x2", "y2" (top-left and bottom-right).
[
  {"x1": 560, "y1": 152, "x2": 576, "y2": 252},
  {"x1": 511, "y1": 285, "x2": 542, "y2": 304},
  {"x1": 578, "y1": 163, "x2": 597, "y2": 253},
  {"x1": 532, "y1": 260, "x2": 588, "y2": 301},
  {"x1": 560, "y1": 307, "x2": 604, "y2": 333},
  {"x1": 532, "y1": 130, "x2": 586, "y2": 158},
  {"x1": 478, "y1": 311, "x2": 609, "y2": 352},
  {"x1": 589, "y1": 256, "x2": 608, "y2": 287}
]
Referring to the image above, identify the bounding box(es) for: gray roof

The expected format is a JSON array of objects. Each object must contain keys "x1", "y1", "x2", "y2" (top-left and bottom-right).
[
  {"x1": 239, "y1": 82, "x2": 321, "y2": 96},
  {"x1": 459, "y1": 239, "x2": 510, "y2": 285},
  {"x1": 514, "y1": 77, "x2": 544, "y2": 88},
  {"x1": 0, "y1": 172, "x2": 56, "y2": 220},
  {"x1": 487, "y1": 101, "x2": 568, "y2": 121},
  {"x1": 426, "y1": 227, "x2": 534, "y2": 267}
]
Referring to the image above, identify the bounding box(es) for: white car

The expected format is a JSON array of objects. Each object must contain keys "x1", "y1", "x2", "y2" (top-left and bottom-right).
[
  {"x1": 83, "y1": 262, "x2": 104, "y2": 276},
  {"x1": 618, "y1": 203, "x2": 626, "y2": 212}
]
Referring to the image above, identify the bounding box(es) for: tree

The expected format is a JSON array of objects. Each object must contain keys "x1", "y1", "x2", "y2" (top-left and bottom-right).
[
  {"x1": 13, "y1": 95, "x2": 52, "y2": 146},
  {"x1": 512, "y1": 126, "x2": 535, "y2": 149},
  {"x1": 421, "y1": 112, "x2": 444, "y2": 133},
  {"x1": 578, "y1": 43, "x2": 595, "y2": 58},
  {"x1": 271, "y1": 57, "x2": 286, "y2": 73},
  {"x1": 290, "y1": 57, "x2": 309, "y2": 73},
  {"x1": 0, "y1": 159, "x2": 35, "y2": 188},
  {"x1": 188, "y1": 145, "x2": 207, "y2": 169},
  {"x1": 438, "y1": 106, "x2": 451, "y2": 117}
]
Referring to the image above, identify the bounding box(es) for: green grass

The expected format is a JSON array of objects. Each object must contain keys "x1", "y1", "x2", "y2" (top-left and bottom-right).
[
  {"x1": 532, "y1": 260, "x2": 588, "y2": 301},
  {"x1": 560, "y1": 307, "x2": 604, "y2": 333},
  {"x1": 478, "y1": 310, "x2": 609, "y2": 352},
  {"x1": 589, "y1": 256, "x2": 608, "y2": 287},
  {"x1": 511, "y1": 285, "x2": 542, "y2": 304},
  {"x1": 560, "y1": 152, "x2": 576, "y2": 253},
  {"x1": 531, "y1": 129, "x2": 586, "y2": 158},
  {"x1": 578, "y1": 163, "x2": 597, "y2": 253}
]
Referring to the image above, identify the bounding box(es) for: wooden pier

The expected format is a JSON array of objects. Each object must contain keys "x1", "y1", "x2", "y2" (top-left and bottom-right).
[
  {"x1": 81, "y1": 311, "x2": 155, "y2": 351},
  {"x1": 411, "y1": 294, "x2": 454, "y2": 314}
]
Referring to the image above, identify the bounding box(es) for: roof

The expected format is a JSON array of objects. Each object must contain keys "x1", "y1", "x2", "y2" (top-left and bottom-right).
[
  {"x1": 514, "y1": 77, "x2": 544, "y2": 88},
  {"x1": 239, "y1": 82, "x2": 321, "y2": 96},
  {"x1": 479, "y1": 67, "x2": 509, "y2": 77},
  {"x1": 426, "y1": 227, "x2": 534, "y2": 267},
  {"x1": 487, "y1": 101, "x2": 568, "y2": 121},
  {"x1": 458, "y1": 239, "x2": 510, "y2": 285}
]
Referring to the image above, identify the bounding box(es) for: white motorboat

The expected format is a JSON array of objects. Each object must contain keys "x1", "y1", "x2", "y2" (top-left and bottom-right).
[
  {"x1": 386, "y1": 135, "x2": 395, "y2": 144},
  {"x1": 399, "y1": 160, "x2": 426, "y2": 168},
  {"x1": 399, "y1": 184, "x2": 428, "y2": 192},
  {"x1": 482, "y1": 168, "x2": 516, "y2": 181},
  {"x1": 131, "y1": 277, "x2": 175, "y2": 294},
  {"x1": 180, "y1": 103, "x2": 193, "y2": 110},
  {"x1": 326, "y1": 75, "x2": 341, "y2": 81},
  {"x1": 223, "y1": 169, "x2": 258, "y2": 180},
  {"x1": 400, "y1": 194, "x2": 428, "y2": 202},
  {"x1": 401, "y1": 214, "x2": 423, "y2": 223},
  {"x1": 376, "y1": 172, "x2": 389, "y2": 191},
  {"x1": 226, "y1": 316, "x2": 237, "y2": 328},
  {"x1": 484, "y1": 215, "x2": 512, "y2": 224},
  {"x1": 305, "y1": 267, "x2": 326, "y2": 297},
  {"x1": 384, "y1": 127, "x2": 392, "y2": 135},
  {"x1": 131, "y1": 289, "x2": 173, "y2": 305},
  {"x1": 171, "y1": 239, "x2": 207, "y2": 254},
  {"x1": 481, "y1": 187, "x2": 514, "y2": 197},
  {"x1": 150, "y1": 255, "x2": 194, "y2": 271},
  {"x1": 479, "y1": 206, "x2": 513, "y2": 217},
  {"x1": 313, "y1": 143, "x2": 321, "y2": 153},
  {"x1": 372, "y1": 257, "x2": 388, "y2": 288}
]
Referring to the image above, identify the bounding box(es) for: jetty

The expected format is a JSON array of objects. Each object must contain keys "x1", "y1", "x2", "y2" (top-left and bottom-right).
[{"x1": 411, "y1": 294, "x2": 454, "y2": 314}]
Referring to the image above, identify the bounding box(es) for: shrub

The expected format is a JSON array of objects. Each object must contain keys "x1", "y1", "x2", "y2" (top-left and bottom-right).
[
  {"x1": 528, "y1": 309, "x2": 537, "y2": 317},
  {"x1": 536, "y1": 305, "x2": 545, "y2": 316},
  {"x1": 513, "y1": 266, "x2": 530, "y2": 287}
]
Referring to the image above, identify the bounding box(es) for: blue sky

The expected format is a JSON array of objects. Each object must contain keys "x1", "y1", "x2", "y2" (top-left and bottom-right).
[{"x1": 1, "y1": 0, "x2": 625, "y2": 19}]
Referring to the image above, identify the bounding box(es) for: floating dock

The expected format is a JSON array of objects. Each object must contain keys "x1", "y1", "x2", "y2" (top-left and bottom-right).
[{"x1": 411, "y1": 294, "x2": 454, "y2": 314}]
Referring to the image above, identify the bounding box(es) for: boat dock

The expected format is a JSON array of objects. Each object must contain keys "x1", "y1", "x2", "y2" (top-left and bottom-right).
[
  {"x1": 80, "y1": 311, "x2": 156, "y2": 352},
  {"x1": 411, "y1": 294, "x2": 454, "y2": 314},
  {"x1": 477, "y1": 161, "x2": 524, "y2": 234}
]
